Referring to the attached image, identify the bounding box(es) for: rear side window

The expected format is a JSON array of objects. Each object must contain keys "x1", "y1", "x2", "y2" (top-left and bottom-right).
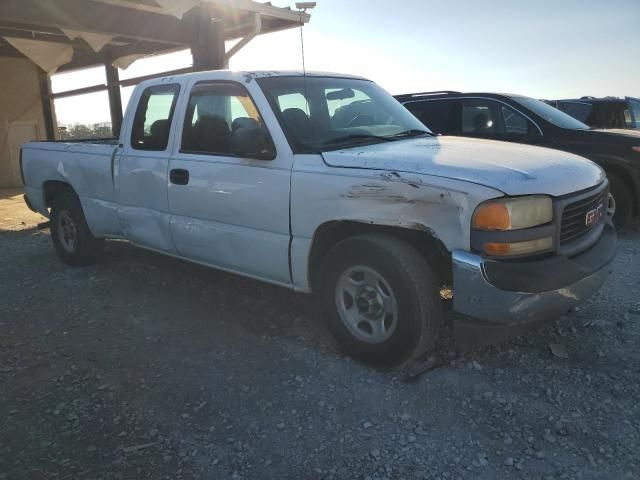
[
  {"x1": 404, "y1": 100, "x2": 455, "y2": 134},
  {"x1": 501, "y1": 106, "x2": 529, "y2": 134},
  {"x1": 131, "y1": 84, "x2": 180, "y2": 151},
  {"x1": 462, "y1": 100, "x2": 498, "y2": 134}
]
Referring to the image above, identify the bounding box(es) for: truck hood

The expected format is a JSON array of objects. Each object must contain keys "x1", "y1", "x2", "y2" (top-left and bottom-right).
[{"x1": 321, "y1": 136, "x2": 605, "y2": 196}]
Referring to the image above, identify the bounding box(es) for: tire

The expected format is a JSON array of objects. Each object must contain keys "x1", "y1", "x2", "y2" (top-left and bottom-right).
[
  {"x1": 50, "y1": 192, "x2": 104, "y2": 267},
  {"x1": 608, "y1": 174, "x2": 633, "y2": 231},
  {"x1": 318, "y1": 234, "x2": 442, "y2": 367}
]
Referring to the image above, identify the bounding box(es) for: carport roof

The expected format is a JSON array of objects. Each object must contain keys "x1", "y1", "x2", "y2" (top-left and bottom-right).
[{"x1": 0, "y1": 0, "x2": 310, "y2": 72}]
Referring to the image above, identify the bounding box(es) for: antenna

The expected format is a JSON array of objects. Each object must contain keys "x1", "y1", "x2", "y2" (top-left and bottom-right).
[{"x1": 296, "y1": 2, "x2": 315, "y2": 115}]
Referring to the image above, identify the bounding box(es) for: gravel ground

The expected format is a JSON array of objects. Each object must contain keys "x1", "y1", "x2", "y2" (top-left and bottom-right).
[{"x1": 1, "y1": 194, "x2": 639, "y2": 480}]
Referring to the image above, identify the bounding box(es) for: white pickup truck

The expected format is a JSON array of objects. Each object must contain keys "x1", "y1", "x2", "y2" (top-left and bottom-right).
[{"x1": 21, "y1": 70, "x2": 617, "y2": 366}]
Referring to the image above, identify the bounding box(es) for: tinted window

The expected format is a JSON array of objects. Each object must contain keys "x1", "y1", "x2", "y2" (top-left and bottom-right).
[
  {"x1": 460, "y1": 99, "x2": 536, "y2": 137},
  {"x1": 557, "y1": 101, "x2": 593, "y2": 123},
  {"x1": 511, "y1": 96, "x2": 589, "y2": 130},
  {"x1": 502, "y1": 106, "x2": 529, "y2": 134},
  {"x1": 131, "y1": 84, "x2": 180, "y2": 151},
  {"x1": 405, "y1": 100, "x2": 454, "y2": 134},
  {"x1": 181, "y1": 82, "x2": 274, "y2": 157}
]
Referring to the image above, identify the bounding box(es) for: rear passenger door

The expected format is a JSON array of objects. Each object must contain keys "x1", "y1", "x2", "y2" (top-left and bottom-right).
[
  {"x1": 460, "y1": 98, "x2": 543, "y2": 144},
  {"x1": 117, "y1": 83, "x2": 180, "y2": 252},
  {"x1": 167, "y1": 81, "x2": 293, "y2": 286}
]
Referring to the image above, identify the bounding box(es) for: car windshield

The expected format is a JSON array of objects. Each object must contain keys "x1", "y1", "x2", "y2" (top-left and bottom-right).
[
  {"x1": 511, "y1": 96, "x2": 590, "y2": 130},
  {"x1": 257, "y1": 76, "x2": 432, "y2": 153}
]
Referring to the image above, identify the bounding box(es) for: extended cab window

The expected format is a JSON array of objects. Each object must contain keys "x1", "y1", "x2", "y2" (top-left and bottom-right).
[
  {"x1": 181, "y1": 82, "x2": 274, "y2": 157},
  {"x1": 131, "y1": 84, "x2": 180, "y2": 151}
]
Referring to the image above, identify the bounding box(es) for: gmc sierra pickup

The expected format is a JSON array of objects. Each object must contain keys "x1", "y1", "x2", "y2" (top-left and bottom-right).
[{"x1": 21, "y1": 71, "x2": 617, "y2": 366}]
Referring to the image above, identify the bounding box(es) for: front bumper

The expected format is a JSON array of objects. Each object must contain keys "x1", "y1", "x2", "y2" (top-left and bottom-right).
[{"x1": 452, "y1": 222, "x2": 617, "y2": 325}]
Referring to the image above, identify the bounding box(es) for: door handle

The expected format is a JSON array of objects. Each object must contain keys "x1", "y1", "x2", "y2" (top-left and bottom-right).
[{"x1": 170, "y1": 169, "x2": 189, "y2": 185}]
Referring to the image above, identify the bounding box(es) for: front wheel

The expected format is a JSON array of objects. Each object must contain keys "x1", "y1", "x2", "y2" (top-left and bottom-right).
[
  {"x1": 50, "y1": 192, "x2": 104, "y2": 267},
  {"x1": 318, "y1": 234, "x2": 442, "y2": 367}
]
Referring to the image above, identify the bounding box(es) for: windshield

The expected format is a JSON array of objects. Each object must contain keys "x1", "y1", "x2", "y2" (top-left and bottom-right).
[
  {"x1": 257, "y1": 76, "x2": 431, "y2": 153},
  {"x1": 511, "y1": 96, "x2": 590, "y2": 130}
]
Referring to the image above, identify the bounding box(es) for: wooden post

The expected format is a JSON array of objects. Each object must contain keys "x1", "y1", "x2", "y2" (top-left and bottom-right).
[
  {"x1": 186, "y1": 6, "x2": 225, "y2": 71},
  {"x1": 38, "y1": 70, "x2": 56, "y2": 141},
  {"x1": 105, "y1": 53, "x2": 123, "y2": 138}
]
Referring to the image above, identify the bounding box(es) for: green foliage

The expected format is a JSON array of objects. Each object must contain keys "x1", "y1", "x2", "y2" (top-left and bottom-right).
[{"x1": 58, "y1": 123, "x2": 114, "y2": 140}]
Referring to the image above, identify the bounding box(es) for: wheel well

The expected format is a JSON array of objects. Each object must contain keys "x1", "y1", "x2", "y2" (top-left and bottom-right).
[
  {"x1": 604, "y1": 166, "x2": 638, "y2": 215},
  {"x1": 308, "y1": 221, "x2": 451, "y2": 292},
  {"x1": 43, "y1": 181, "x2": 75, "y2": 208}
]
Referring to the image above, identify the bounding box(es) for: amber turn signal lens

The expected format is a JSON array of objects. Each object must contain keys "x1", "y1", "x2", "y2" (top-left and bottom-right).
[
  {"x1": 483, "y1": 237, "x2": 553, "y2": 257},
  {"x1": 472, "y1": 203, "x2": 510, "y2": 230}
]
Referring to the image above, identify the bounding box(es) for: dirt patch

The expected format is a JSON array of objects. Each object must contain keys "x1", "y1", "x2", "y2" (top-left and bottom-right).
[{"x1": 0, "y1": 188, "x2": 46, "y2": 232}]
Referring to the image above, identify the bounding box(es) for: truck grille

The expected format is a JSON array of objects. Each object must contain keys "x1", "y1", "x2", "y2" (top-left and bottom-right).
[{"x1": 560, "y1": 189, "x2": 607, "y2": 246}]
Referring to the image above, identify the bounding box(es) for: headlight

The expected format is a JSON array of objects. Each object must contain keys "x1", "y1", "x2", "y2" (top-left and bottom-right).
[{"x1": 472, "y1": 195, "x2": 553, "y2": 231}]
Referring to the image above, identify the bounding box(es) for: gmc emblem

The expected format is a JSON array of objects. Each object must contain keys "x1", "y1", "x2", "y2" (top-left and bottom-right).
[{"x1": 585, "y1": 203, "x2": 604, "y2": 227}]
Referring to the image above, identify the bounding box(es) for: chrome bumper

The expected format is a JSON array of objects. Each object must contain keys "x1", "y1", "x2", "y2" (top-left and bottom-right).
[{"x1": 452, "y1": 226, "x2": 616, "y2": 325}]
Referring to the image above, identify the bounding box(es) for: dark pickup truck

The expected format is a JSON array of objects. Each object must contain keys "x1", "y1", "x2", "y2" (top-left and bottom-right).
[
  {"x1": 547, "y1": 97, "x2": 640, "y2": 130},
  {"x1": 396, "y1": 91, "x2": 640, "y2": 229}
]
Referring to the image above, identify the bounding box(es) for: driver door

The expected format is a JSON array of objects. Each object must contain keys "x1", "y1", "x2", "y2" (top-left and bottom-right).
[{"x1": 167, "y1": 81, "x2": 293, "y2": 285}]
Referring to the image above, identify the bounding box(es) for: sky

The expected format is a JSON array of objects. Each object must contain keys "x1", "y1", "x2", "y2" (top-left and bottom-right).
[{"x1": 52, "y1": 0, "x2": 640, "y2": 126}]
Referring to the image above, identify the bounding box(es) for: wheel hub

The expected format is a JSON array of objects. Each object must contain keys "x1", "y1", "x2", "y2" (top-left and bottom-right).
[
  {"x1": 335, "y1": 266, "x2": 399, "y2": 344},
  {"x1": 356, "y1": 286, "x2": 385, "y2": 319},
  {"x1": 58, "y1": 210, "x2": 78, "y2": 253}
]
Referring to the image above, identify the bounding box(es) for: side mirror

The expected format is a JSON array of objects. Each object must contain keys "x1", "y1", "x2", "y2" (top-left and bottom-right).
[{"x1": 230, "y1": 126, "x2": 276, "y2": 160}]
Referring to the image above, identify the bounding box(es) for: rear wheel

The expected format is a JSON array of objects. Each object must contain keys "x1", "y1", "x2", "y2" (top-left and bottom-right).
[
  {"x1": 50, "y1": 192, "x2": 104, "y2": 266},
  {"x1": 318, "y1": 234, "x2": 442, "y2": 367},
  {"x1": 608, "y1": 174, "x2": 633, "y2": 230}
]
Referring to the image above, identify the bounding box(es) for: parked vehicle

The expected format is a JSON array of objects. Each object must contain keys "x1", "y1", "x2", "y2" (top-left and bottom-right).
[
  {"x1": 21, "y1": 71, "x2": 616, "y2": 366},
  {"x1": 396, "y1": 91, "x2": 640, "y2": 229},
  {"x1": 546, "y1": 97, "x2": 640, "y2": 130}
]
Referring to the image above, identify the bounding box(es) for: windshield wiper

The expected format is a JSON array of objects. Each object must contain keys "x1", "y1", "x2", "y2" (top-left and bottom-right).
[
  {"x1": 392, "y1": 129, "x2": 435, "y2": 138},
  {"x1": 323, "y1": 134, "x2": 394, "y2": 146}
]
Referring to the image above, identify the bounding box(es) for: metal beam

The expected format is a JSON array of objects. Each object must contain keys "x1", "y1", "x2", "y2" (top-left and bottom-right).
[
  {"x1": 206, "y1": 0, "x2": 310, "y2": 24},
  {"x1": 0, "y1": 0, "x2": 190, "y2": 45},
  {"x1": 51, "y1": 84, "x2": 108, "y2": 99},
  {"x1": 55, "y1": 42, "x2": 183, "y2": 73},
  {"x1": 118, "y1": 67, "x2": 195, "y2": 87}
]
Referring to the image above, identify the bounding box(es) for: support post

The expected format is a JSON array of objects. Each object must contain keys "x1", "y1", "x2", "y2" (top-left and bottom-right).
[
  {"x1": 105, "y1": 56, "x2": 123, "y2": 138},
  {"x1": 38, "y1": 70, "x2": 56, "y2": 140}
]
